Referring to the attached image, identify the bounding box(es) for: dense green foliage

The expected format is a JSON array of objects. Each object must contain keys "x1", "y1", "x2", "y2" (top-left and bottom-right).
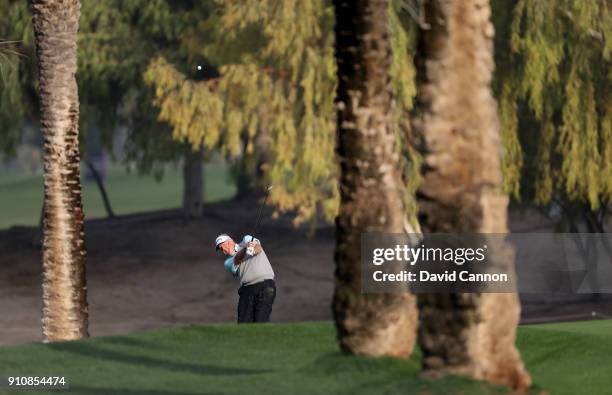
[
  {"x1": 0, "y1": 320, "x2": 610, "y2": 394},
  {"x1": 1, "y1": 0, "x2": 608, "y2": 227},
  {"x1": 136, "y1": 0, "x2": 612, "y2": 227},
  {"x1": 76, "y1": 0, "x2": 206, "y2": 175},
  {"x1": 145, "y1": 0, "x2": 420, "y2": 226},
  {"x1": 0, "y1": 0, "x2": 34, "y2": 157},
  {"x1": 495, "y1": 0, "x2": 611, "y2": 212},
  {"x1": 0, "y1": 0, "x2": 205, "y2": 176}
]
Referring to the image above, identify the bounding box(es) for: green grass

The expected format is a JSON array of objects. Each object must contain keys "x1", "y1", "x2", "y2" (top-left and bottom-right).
[
  {"x1": 0, "y1": 163, "x2": 236, "y2": 230},
  {"x1": 517, "y1": 319, "x2": 612, "y2": 395},
  {"x1": 0, "y1": 320, "x2": 610, "y2": 395}
]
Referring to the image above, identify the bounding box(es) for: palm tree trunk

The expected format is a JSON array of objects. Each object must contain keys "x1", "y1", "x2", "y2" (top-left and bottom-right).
[
  {"x1": 332, "y1": 0, "x2": 417, "y2": 358},
  {"x1": 32, "y1": 0, "x2": 88, "y2": 341},
  {"x1": 412, "y1": 0, "x2": 529, "y2": 389}
]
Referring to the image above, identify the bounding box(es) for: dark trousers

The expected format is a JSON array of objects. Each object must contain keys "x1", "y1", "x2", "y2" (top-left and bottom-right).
[{"x1": 237, "y1": 279, "x2": 276, "y2": 323}]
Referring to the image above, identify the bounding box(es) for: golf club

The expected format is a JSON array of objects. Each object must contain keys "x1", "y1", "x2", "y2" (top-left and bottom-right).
[
  {"x1": 251, "y1": 185, "x2": 274, "y2": 236},
  {"x1": 244, "y1": 185, "x2": 273, "y2": 256}
]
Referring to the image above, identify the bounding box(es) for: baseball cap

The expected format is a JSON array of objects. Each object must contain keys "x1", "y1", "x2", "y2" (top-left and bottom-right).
[{"x1": 215, "y1": 234, "x2": 231, "y2": 250}]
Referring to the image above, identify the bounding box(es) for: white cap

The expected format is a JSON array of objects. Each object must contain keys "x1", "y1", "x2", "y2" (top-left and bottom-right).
[{"x1": 215, "y1": 234, "x2": 232, "y2": 249}]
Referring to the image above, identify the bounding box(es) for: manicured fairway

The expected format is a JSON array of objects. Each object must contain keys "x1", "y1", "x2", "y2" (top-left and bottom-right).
[
  {"x1": 516, "y1": 319, "x2": 612, "y2": 395},
  {"x1": 0, "y1": 320, "x2": 610, "y2": 394}
]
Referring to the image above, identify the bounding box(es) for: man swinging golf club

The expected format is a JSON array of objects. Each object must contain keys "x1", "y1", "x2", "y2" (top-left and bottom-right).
[{"x1": 214, "y1": 187, "x2": 276, "y2": 323}]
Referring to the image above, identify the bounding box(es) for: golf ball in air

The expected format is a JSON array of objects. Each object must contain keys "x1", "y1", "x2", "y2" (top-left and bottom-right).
[{"x1": 197, "y1": 65, "x2": 202, "y2": 71}]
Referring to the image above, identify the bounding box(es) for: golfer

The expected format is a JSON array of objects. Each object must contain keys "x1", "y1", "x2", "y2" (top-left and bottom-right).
[{"x1": 215, "y1": 234, "x2": 276, "y2": 323}]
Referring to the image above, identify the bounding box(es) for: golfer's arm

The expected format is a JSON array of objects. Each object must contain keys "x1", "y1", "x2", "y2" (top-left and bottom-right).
[{"x1": 233, "y1": 248, "x2": 247, "y2": 265}]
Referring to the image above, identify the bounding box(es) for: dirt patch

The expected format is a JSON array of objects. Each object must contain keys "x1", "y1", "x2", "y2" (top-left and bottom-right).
[
  {"x1": 0, "y1": 198, "x2": 610, "y2": 345},
  {"x1": 0, "y1": 197, "x2": 334, "y2": 345}
]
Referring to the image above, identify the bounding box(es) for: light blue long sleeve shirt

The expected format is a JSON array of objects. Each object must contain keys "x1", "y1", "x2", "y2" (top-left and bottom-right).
[{"x1": 224, "y1": 246, "x2": 240, "y2": 277}]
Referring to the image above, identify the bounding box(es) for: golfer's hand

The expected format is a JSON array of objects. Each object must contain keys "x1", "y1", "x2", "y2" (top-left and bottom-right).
[{"x1": 248, "y1": 242, "x2": 262, "y2": 255}]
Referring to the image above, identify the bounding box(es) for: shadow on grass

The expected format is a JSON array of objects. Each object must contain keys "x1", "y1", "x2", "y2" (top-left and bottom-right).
[
  {"x1": 299, "y1": 352, "x2": 508, "y2": 395},
  {"x1": 302, "y1": 351, "x2": 418, "y2": 373},
  {"x1": 48, "y1": 341, "x2": 271, "y2": 376},
  {"x1": 95, "y1": 336, "x2": 161, "y2": 349}
]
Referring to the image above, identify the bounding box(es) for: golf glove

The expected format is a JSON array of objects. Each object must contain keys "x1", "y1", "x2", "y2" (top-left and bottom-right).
[{"x1": 240, "y1": 235, "x2": 260, "y2": 256}]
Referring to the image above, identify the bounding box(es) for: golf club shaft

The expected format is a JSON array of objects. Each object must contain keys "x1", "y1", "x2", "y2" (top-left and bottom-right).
[{"x1": 251, "y1": 187, "x2": 272, "y2": 236}]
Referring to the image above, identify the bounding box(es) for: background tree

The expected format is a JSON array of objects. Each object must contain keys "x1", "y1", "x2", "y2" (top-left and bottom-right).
[
  {"x1": 144, "y1": 0, "x2": 421, "y2": 230},
  {"x1": 31, "y1": 0, "x2": 88, "y2": 341},
  {"x1": 412, "y1": 0, "x2": 530, "y2": 389},
  {"x1": 0, "y1": 0, "x2": 36, "y2": 158},
  {"x1": 1, "y1": 0, "x2": 211, "y2": 219},
  {"x1": 494, "y1": 0, "x2": 611, "y2": 232},
  {"x1": 493, "y1": 0, "x2": 611, "y2": 294},
  {"x1": 332, "y1": 0, "x2": 417, "y2": 358},
  {"x1": 78, "y1": 0, "x2": 212, "y2": 218}
]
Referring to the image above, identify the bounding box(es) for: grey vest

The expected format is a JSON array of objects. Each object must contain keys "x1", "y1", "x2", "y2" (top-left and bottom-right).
[{"x1": 239, "y1": 249, "x2": 275, "y2": 286}]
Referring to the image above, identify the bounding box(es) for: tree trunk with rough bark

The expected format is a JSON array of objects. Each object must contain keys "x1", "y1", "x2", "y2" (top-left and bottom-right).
[
  {"x1": 332, "y1": 0, "x2": 417, "y2": 358},
  {"x1": 412, "y1": 0, "x2": 530, "y2": 390},
  {"x1": 32, "y1": 0, "x2": 88, "y2": 342},
  {"x1": 182, "y1": 149, "x2": 204, "y2": 218}
]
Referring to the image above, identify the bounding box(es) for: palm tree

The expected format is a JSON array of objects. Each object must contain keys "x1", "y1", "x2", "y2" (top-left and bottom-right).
[
  {"x1": 332, "y1": 0, "x2": 417, "y2": 358},
  {"x1": 31, "y1": 0, "x2": 88, "y2": 341},
  {"x1": 412, "y1": 0, "x2": 530, "y2": 390}
]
